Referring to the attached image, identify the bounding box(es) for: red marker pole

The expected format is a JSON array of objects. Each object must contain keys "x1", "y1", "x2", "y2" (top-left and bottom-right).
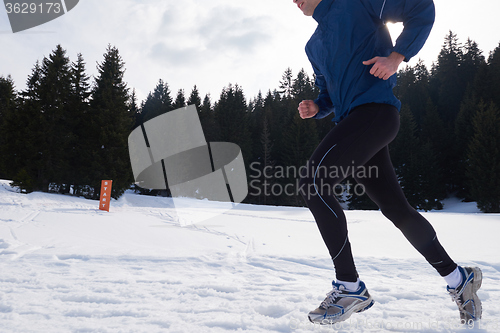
[{"x1": 99, "y1": 180, "x2": 113, "y2": 212}]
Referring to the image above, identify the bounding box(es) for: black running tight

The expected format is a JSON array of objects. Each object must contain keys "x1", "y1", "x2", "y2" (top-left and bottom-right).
[{"x1": 299, "y1": 103, "x2": 457, "y2": 282}]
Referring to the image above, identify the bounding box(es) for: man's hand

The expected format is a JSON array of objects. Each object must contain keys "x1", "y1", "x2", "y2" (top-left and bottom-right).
[
  {"x1": 363, "y1": 52, "x2": 405, "y2": 80},
  {"x1": 298, "y1": 100, "x2": 319, "y2": 119}
]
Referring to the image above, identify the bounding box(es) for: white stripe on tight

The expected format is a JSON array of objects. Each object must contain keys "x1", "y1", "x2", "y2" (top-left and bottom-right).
[
  {"x1": 332, "y1": 237, "x2": 348, "y2": 261},
  {"x1": 312, "y1": 144, "x2": 348, "y2": 261},
  {"x1": 313, "y1": 144, "x2": 338, "y2": 218}
]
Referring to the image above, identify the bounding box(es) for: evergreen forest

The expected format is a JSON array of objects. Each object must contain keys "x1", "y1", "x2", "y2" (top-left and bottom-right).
[{"x1": 1, "y1": 31, "x2": 500, "y2": 213}]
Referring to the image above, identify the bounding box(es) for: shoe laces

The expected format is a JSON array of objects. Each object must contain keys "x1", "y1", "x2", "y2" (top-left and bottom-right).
[
  {"x1": 320, "y1": 286, "x2": 343, "y2": 308},
  {"x1": 449, "y1": 288, "x2": 465, "y2": 310},
  {"x1": 449, "y1": 289, "x2": 460, "y2": 302}
]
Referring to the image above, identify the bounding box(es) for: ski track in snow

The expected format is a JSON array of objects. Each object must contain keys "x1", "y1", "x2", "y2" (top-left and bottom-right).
[{"x1": 1, "y1": 180, "x2": 500, "y2": 333}]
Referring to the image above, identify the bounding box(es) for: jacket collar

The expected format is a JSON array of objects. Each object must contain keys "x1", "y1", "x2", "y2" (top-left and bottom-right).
[{"x1": 313, "y1": 0, "x2": 334, "y2": 24}]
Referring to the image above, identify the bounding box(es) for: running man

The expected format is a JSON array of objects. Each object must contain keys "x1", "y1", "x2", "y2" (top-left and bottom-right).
[{"x1": 292, "y1": 0, "x2": 482, "y2": 325}]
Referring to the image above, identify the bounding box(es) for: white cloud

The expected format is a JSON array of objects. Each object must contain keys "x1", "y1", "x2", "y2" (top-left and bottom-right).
[{"x1": 149, "y1": 4, "x2": 272, "y2": 69}]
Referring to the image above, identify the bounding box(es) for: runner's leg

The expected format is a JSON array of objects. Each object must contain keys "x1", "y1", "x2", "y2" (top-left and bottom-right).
[
  {"x1": 354, "y1": 146, "x2": 457, "y2": 276},
  {"x1": 299, "y1": 103, "x2": 400, "y2": 281}
]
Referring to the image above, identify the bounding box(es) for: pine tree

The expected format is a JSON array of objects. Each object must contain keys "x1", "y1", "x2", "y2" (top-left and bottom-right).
[
  {"x1": 40, "y1": 45, "x2": 75, "y2": 191},
  {"x1": 0, "y1": 75, "x2": 17, "y2": 179},
  {"x1": 427, "y1": 33, "x2": 472, "y2": 192},
  {"x1": 292, "y1": 68, "x2": 315, "y2": 102},
  {"x1": 430, "y1": 31, "x2": 464, "y2": 124},
  {"x1": 257, "y1": 114, "x2": 276, "y2": 205},
  {"x1": 87, "y1": 45, "x2": 134, "y2": 199},
  {"x1": 129, "y1": 89, "x2": 141, "y2": 130},
  {"x1": 466, "y1": 101, "x2": 500, "y2": 212},
  {"x1": 281, "y1": 112, "x2": 319, "y2": 206},
  {"x1": 11, "y1": 45, "x2": 75, "y2": 192},
  {"x1": 248, "y1": 91, "x2": 265, "y2": 176},
  {"x1": 279, "y1": 67, "x2": 293, "y2": 99},
  {"x1": 416, "y1": 139, "x2": 444, "y2": 211},
  {"x1": 141, "y1": 79, "x2": 172, "y2": 123},
  {"x1": 394, "y1": 64, "x2": 414, "y2": 98},
  {"x1": 173, "y1": 89, "x2": 186, "y2": 110},
  {"x1": 486, "y1": 43, "x2": 500, "y2": 108},
  {"x1": 459, "y1": 38, "x2": 486, "y2": 91},
  {"x1": 199, "y1": 94, "x2": 218, "y2": 142},
  {"x1": 213, "y1": 84, "x2": 252, "y2": 165},
  {"x1": 6, "y1": 62, "x2": 43, "y2": 192},
  {"x1": 454, "y1": 91, "x2": 479, "y2": 199},
  {"x1": 264, "y1": 90, "x2": 288, "y2": 169},
  {"x1": 395, "y1": 60, "x2": 431, "y2": 128},
  {"x1": 187, "y1": 85, "x2": 202, "y2": 110},
  {"x1": 471, "y1": 51, "x2": 493, "y2": 106},
  {"x1": 71, "y1": 53, "x2": 91, "y2": 103},
  {"x1": 66, "y1": 53, "x2": 91, "y2": 194},
  {"x1": 453, "y1": 39, "x2": 486, "y2": 195},
  {"x1": 419, "y1": 99, "x2": 446, "y2": 205}
]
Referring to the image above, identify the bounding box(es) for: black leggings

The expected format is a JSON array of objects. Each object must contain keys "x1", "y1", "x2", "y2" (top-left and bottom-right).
[{"x1": 299, "y1": 103, "x2": 457, "y2": 282}]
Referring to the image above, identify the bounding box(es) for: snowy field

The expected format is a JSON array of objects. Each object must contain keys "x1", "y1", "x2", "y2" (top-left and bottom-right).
[{"x1": 1, "y1": 179, "x2": 499, "y2": 333}]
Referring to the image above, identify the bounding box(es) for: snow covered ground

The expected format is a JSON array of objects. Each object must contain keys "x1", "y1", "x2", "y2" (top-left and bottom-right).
[{"x1": 1, "y1": 179, "x2": 499, "y2": 333}]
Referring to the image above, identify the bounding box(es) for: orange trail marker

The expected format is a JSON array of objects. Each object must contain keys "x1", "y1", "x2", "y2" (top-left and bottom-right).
[{"x1": 99, "y1": 180, "x2": 113, "y2": 212}]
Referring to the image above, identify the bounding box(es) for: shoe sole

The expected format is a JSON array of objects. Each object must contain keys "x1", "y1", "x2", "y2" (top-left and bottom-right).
[
  {"x1": 356, "y1": 299, "x2": 375, "y2": 313},
  {"x1": 308, "y1": 297, "x2": 375, "y2": 325},
  {"x1": 470, "y1": 267, "x2": 482, "y2": 320}
]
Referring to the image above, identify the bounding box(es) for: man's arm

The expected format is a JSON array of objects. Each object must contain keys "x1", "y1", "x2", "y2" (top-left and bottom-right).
[
  {"x1": 381, "y1": 0, "x2": 436, "y2": 62},
  {"x1": 298, "y1": 70, "x2": 334, "y2": 119},
  {"x1": 310, "y1": 68, "x2": 335, "y2": 119},
  {"x1": 362, "y1": 0, "x2": 435, "y2": 80}
]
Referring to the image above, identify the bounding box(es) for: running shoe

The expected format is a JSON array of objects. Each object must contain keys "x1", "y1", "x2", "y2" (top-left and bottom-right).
[
  {"x1": 447, "y1": 266, "x2": 482, "y2": 322},
  {"x1": 308, "y1": 280, "x2": 374, "y2": 325}
]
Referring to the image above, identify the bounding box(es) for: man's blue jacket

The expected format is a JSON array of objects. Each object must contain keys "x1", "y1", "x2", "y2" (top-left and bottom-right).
[{"x1": 307, "y1": 0, "x2": 435, "y2": 122}]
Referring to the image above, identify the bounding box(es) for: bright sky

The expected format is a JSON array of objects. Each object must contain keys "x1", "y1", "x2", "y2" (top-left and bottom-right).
[{"x1": 1, "y1": 0, "x2": 499, "y2": 104}]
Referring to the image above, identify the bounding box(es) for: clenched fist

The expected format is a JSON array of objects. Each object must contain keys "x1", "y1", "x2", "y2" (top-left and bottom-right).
[{"x1": 298, "y1": 100, "x2": 319, "y2": 119}]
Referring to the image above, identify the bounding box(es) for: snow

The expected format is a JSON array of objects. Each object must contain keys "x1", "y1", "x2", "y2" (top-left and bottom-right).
[{"x1": 1, "y1": 179, "x2": 499, "y2": 332}]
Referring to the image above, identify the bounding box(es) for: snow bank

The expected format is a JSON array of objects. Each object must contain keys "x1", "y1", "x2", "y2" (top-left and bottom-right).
[{"x1": 1, "y1": 180, "x2": 499, "y2": 332}]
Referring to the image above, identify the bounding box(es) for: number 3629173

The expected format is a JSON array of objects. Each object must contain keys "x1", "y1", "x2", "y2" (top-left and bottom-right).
[{"x1": 5, "y1": 2, "x2": 62, "y2": 14}]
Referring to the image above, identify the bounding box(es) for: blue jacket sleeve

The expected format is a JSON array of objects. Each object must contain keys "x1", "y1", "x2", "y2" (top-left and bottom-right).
[
  {"x1": 312, "y1": 69, "x2": 335, "y2": 119},
  {"x1": 366, "y1": 0, "x2": 435, "y2": 62}
]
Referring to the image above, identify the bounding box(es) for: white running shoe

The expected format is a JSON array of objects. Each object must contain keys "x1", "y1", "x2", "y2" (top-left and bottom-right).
[
  {"x1": 447, "y1": 266, "x2": 482, "y2": 323},
  {"x1": 308, "y1": 280, "x2": 374, "y2": 325}
]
